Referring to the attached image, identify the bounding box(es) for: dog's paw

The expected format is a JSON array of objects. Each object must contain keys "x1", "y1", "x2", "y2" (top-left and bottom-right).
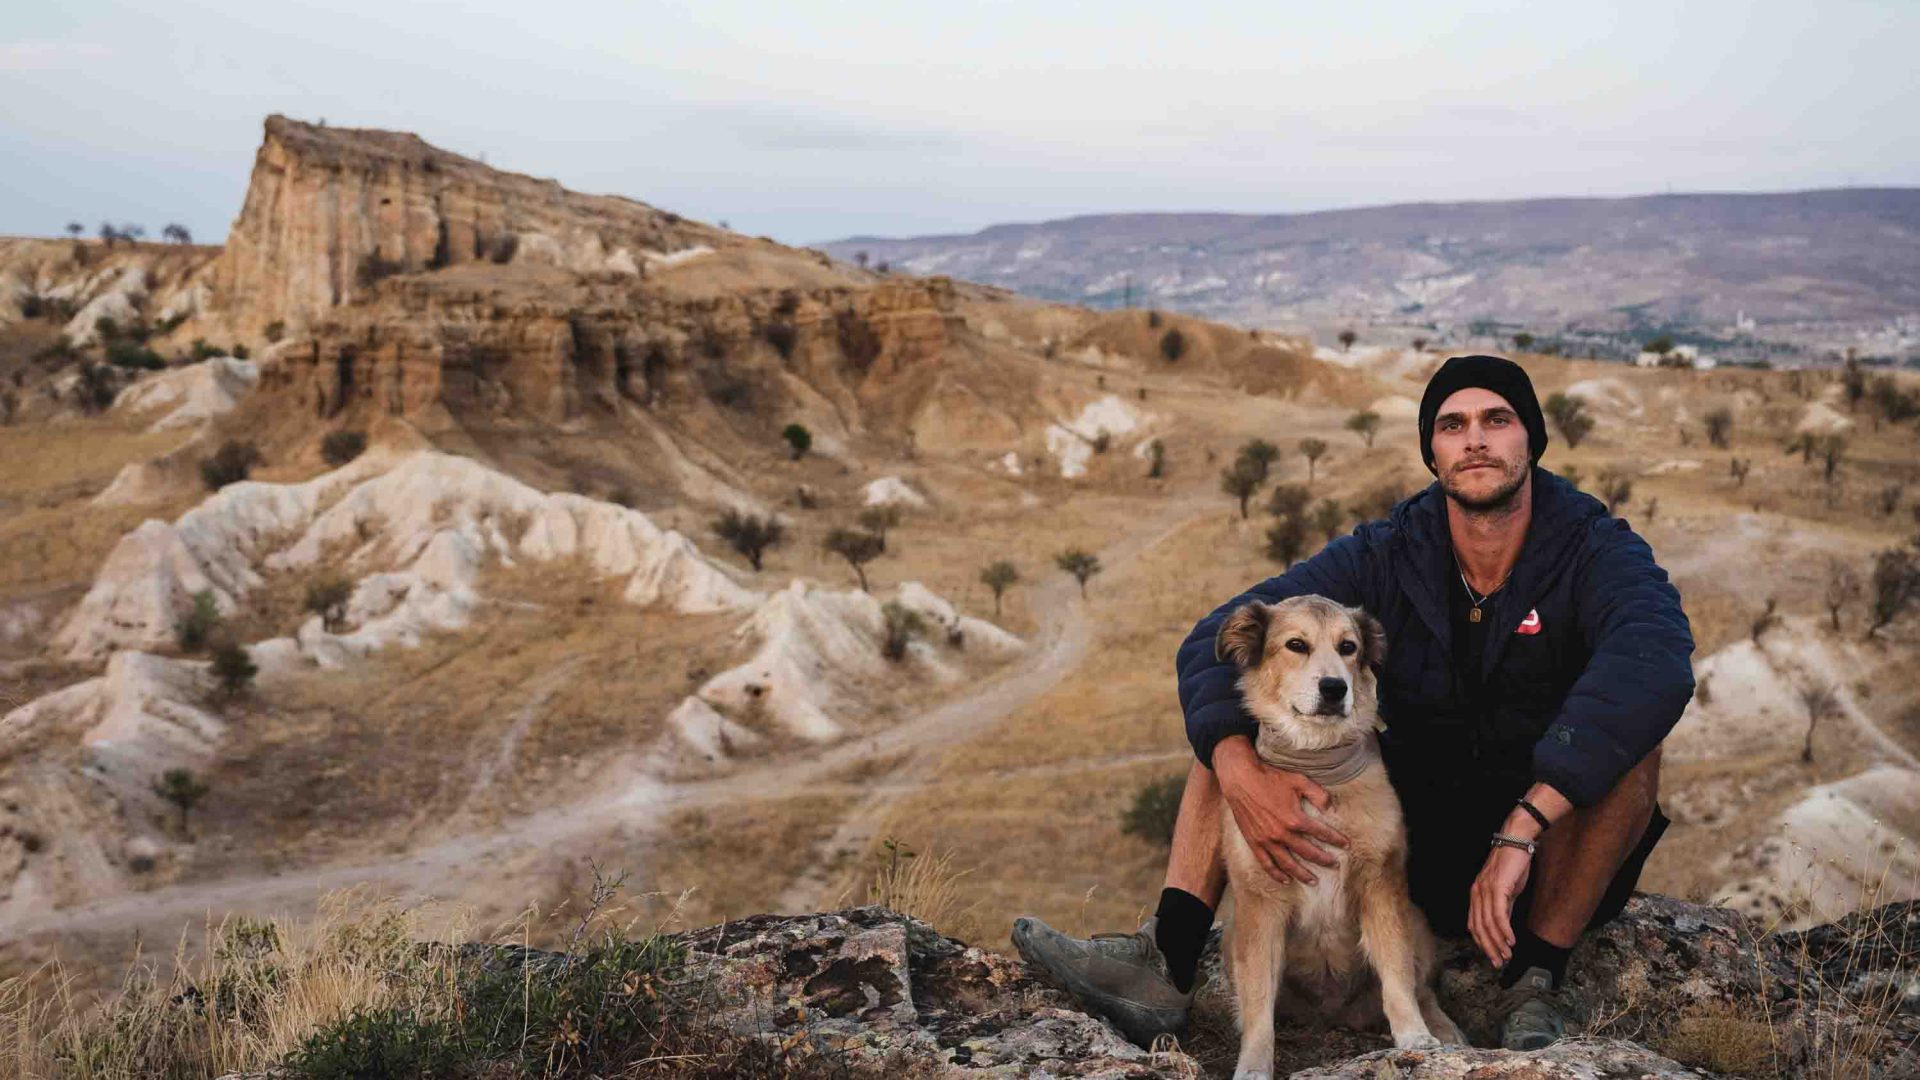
[{"x1": 1393, "y1": 1032, "x2": 1442, "y2": 1050}]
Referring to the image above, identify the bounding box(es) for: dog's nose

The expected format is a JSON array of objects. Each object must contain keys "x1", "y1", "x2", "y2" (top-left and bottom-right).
[{"x1": 1318, "y1": 676, "x2": 1348, "y2": 702}]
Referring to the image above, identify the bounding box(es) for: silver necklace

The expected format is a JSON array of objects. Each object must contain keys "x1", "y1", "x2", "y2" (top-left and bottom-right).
[{"x1": 1454, "y1": 552, "x2": 1512, "y2": 625}]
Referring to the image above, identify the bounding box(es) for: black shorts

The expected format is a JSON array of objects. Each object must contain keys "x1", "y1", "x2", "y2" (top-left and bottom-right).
[{"x1": 1401, "y1": 790, "x2": 1668, "y2": 939}]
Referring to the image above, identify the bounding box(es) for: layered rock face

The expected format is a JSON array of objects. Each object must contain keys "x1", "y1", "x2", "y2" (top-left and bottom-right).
[{"x1": 210, "y1": 116, "x2": 703, "y2": 336}]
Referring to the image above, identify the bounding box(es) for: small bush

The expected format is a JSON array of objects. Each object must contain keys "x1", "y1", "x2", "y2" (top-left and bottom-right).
[
  {"x1": 980, "y1": 560, "x2": 1019, "y2": 617},
  {"x1": 1146, "y1": 438, "x2": 1165, "y2": 478},
  {"x1": 1265, "y1": 516, "x2": 1307, "y2": 565},
  {"x1": 211, "y1": 642, "x2": 258, "y2": 698},
  {"x1": 1596, "y1": 466, "x2": 1632, "y2": 513},
  {"x1": 1704, "y1": 406, "x2": 1734, "y2": 449},
  {"x1": 1544, "y1": 392, "x2": 1594, "y2": 449},
  {"x1": 824, "y1": 527, "x2": 884, "y2": 591},
  {"x1": 284, "y1": 1006, "x2": 464, "y2": 1079},
  {"x1": 762, "y1": 319, "x2": 798, "y2": 360},
  {"x1": 1121, "y1": 774, "x2": 1184, "y2": 845},
  {"x1": 190, "y1": 338, "x2": 221, "y2": 361},
  {"x1": 106, "y1": 341, "x2": 165, "y2": 371},
  {"x1": 231, "y1": 343, "x2": 250, "y2": 360},
  {"x1": 881, "y1": 600, "x2": 924, "y2": 662},
  {"x1": 76, "y1": 361, "x2": 119, "y2": 412},
  {"x1": 305, "y1": 578, "x2": 352, "y2": 633},
  {"x1": 1345, "y1": 409, "x2": 1381, "y2": 448},
  {"x1": 320, "y1": 430, "x2": 367, "y2": 468},
  {"x1": 1159, "y1": 327, "x2": 1186, "y2": 362},
  {"x1": 175, "y1": 589, "x2": 221, "y2": 652},
  {"x1": 264, "y1": 320, "x2": 285, "y2": 343},
  {"x1": 486, "y1": 232, "x2": 519, "y2": 264},
  {"x1": 1091, "y1": 428, "x2": 1111, "y2": 454},
  {"x1": 1337, "y1": 328, "x2": 1357, "y2": 352},
  {"x1": 1267, "y1": 482, "x2": 1311, "y2": 520},
  {"x1": 712, "y1": 509, "x2": 785, "y2": 571},
  {"x1": 153, "y1": 768, "x2": 210, "y2": 837},
  {"x1": 1055, "y1": 548, "x2": 1101, "y2": 598},
  {"x1": 201, "y1": 440, "x2": 261, "y2": 490},
  {"x1": 781, "y1": 422, "x2": 812, "y2": 460}
]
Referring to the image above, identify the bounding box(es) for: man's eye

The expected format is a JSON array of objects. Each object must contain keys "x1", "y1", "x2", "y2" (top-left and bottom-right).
[
  {"x1": 1440, "y1": 421, "x2": 1460, "y2": 432},
  {"x1": 1285, "y1": 638, "x2": 1309, "y2": 654},
  {"x1": 1490, "y1": 416, "x2": 1509, "y2": 425},
  {"x1": 1337, "y1": 640, "x2": 1358, "y2": 656}
]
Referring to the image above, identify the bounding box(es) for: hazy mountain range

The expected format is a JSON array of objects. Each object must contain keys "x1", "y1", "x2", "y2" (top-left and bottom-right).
[{"x1": 824, "y1": 189, "x2": 1920, "y2": 363}]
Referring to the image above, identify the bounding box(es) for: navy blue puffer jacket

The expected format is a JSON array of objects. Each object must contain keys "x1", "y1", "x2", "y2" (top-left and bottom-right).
[{"x1": 1175, "y1": 468, "x2": 1694, "y2": 808}]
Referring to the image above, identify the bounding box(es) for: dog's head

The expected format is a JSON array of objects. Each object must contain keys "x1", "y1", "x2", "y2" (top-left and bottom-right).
[{"x1": 1215, "y1": 595, "x2": 1386, "y2": 750}]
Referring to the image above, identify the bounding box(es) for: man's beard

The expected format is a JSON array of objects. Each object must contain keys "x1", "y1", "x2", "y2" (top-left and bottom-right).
[{"x1": 1440, "y1": 458, "x2": 1529, "y2": 514}]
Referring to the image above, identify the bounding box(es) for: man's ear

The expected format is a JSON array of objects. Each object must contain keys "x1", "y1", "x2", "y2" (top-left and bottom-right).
[
  {"x1": 1350, "y1": 606, "x2": 1388, "y2": 671},
  {"x1": 1216, "y1": 602, "x2": 1271, "y2": 670}
]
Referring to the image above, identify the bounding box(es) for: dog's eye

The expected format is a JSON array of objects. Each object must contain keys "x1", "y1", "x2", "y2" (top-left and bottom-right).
[
  {"x1": 1337, "y1": 640, "x2": 1358, "y2": 656},
  {"x1": 1284, "y1": 638, "x2": 1309, "y2": 654}
]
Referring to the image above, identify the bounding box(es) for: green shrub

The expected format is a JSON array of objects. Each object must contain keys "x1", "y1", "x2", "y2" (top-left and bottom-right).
[
  {"x1": 1159, "y1": 327, "x2": 1186, "y2": 362},
  {"x1": 1121, "y1": 774, "x2": 1184, "y2": 845},
  {"x1": 781, "y1": 422, "x2": 812, "y2": 460},
  {"x1": 201, "y1": 440, "x2": 261, "y2": 490},
  {"x1": 283, "y1": 1006, "x2": 464, "y2": 1079},
  {"x1": 305, "y1": 578, "x2": 352, "y2": 633},
  {"x1": 211, "y1": 642, "x2": 257, "y2": 698},
  {"x1": 881, "y1": 600, "x2": 924, "y2": 662},
  {"x1": 321, "y1": 430, "x2": 367, "y2": 468},
  {"x1": 190, "y1": 338, "x2": 222, "y2": 361},
  {"x1": 175, "y1": 589, "x2": 221, "y2": 652},
  {"x1": 106, "y1": 341, "x2": 165, "y2": 371},
  {"x1": 231, "y1": 343, "x2": 250, "y2": 360}
]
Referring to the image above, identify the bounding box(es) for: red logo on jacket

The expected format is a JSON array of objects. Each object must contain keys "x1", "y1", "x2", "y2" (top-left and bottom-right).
[{"x1": 1515, "y1": 609, "x2": 1542, "y2": 635}]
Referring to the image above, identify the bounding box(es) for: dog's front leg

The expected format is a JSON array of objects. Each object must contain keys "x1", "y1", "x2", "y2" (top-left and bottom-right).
[
  {"x1": 1227, "y1": 891, "x2": 1287, "y2": 1080},
  {"x1": 1357, "y1": 877, "x2": 1439, "y2": 1050}
]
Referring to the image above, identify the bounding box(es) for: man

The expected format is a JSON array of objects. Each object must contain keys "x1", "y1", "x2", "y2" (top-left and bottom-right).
[{"x1": 1013, "y1": 355, "x2": 1693, "y2": 1051}]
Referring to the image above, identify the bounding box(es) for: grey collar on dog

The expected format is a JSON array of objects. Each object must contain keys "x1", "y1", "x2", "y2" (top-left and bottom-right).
[{"x1": 1253, "y1": 729, "x2": 1381, "y2": 787}]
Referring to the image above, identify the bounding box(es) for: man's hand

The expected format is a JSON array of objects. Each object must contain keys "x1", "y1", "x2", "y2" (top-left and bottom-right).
[
  {"x1": 1469, "y1": 844, "x2": 1532, "y2": 968},
  {"x1": 1213, "y1": 735, "x2": 1349, "y2": 886}
]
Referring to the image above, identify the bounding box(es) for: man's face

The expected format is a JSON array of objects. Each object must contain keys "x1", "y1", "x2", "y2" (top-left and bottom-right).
[{"x1": 1431, "y1": 387, "x2": 1531, "y2": 511}]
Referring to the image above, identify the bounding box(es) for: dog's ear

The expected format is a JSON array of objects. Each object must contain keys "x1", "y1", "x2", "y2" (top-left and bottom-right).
[
  {"x1": 1215, "y1": 602, "x2": 1271, "y2": 670},
  {"x1": 1349, "y1": 606, "x2": 1388, "y2": 671}
]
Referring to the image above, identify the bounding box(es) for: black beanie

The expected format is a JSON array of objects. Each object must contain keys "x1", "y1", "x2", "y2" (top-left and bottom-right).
[{"x1": 1418, "y1": 354, "x2": 1549, "y2": 474}]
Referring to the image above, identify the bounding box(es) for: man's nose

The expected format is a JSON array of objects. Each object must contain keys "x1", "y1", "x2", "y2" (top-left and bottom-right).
[{"x1": 1318, "y1": 676, "x2": 1348, "y2": 702}]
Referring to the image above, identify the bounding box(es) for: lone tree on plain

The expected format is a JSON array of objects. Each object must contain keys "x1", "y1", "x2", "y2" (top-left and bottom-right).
[
  {"x1": 1543, "y1": 393, "x2": 1593, "y2": 449},
  {"x1": 712, "y1": 509, "x2": 785, "y2": 571},
  {"x1": 211, "y1": 642, "x2": 257, "y2": 699},
  {"x1": 305, "y1": 578, "x2": 352, "y2": 633},
  {"x1": 1337, "y1": 329, "x2": 1357, "y2": 352},
  {"x1": 1596, "y1": 466, "x2": 1632, "y2": 513},
  {"x1": 154, "y1": 768, "x2": 210, "y2": 837},
  {"x1": 1345, "y1": 410, "x2": 1381, "y2": 448},
  {"x1": 1800, "y1": 682, "x2": 1840, "y2": 764},
  {"x1": 857, "y1": 505, "x2": 902, "y2": 549},
  {"x1": 781, "y1": 423, "x2": 812, "y2": 460},
  {"x1": 979, "y1": 561, "x2": 1019, "y2": 617},
  {"x1": 162, "y1": 223, "x2": 192, "y2": 244},
  {"x1": 1299, "y1": 438, "x2": 1328, "y2": 484},
  {"x1": 1310, "y1": 499, "x2": 1347, "y2": 543},
  {"x1": 65, "y1": 222, "x2": 83, "y2": 239},
  {"x1": 1825, "y1": 560, "x2": 1861, "y2": 632},
  {"x1": 1704, "y1": 407, "x2": 1733, "y2": 450},
  {"x1": 1868, "y1": 547, "x2": 1920, "y2": 637},
  {"x1": 1220, "y1": 458, "x2": 1264, "y2": 519},
  {"x1": 1159, "y1": 328, "x2": 1186, "y2": 363},
  {"x1": 824, "y1": 527, "x2": 884, "y2": 592},
  {"x1": 1055, "y1": 548, "x2": 1101, "y2": 598}
]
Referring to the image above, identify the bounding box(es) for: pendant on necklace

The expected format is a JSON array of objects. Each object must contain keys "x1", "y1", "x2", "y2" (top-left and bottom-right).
[{"x1": 1469, "y1": 608, "x2": 1483, "y2": 624}]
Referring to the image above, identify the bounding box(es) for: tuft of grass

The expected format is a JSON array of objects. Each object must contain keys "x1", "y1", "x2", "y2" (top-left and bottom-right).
[{"x1": 865, "y1": 838, "x2": 975, "y2": 941}]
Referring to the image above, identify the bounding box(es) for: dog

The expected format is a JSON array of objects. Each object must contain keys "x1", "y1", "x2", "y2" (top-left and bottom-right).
[{"x1": 1214, "y1": 595, "x2": 1462, "y2": 1079}]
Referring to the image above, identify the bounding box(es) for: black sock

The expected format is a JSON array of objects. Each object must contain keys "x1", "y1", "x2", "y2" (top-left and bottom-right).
[
  {"x1": 1153, "y1": 887, "x2": 1214, "y2": 994},
  {"x1": 1498, "y1": 924, "x2": 1572, "y2": 990}
]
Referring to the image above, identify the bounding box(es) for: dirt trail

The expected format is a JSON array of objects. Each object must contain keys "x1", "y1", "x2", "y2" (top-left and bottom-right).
[{"x1": 8, "y1": 486, "x2": 1217, "y2": 943}]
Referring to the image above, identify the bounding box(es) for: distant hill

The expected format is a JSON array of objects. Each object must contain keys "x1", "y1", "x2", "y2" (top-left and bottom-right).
[{"x1": 824, "y1": 189, "x2": 1920, "y2": 363}]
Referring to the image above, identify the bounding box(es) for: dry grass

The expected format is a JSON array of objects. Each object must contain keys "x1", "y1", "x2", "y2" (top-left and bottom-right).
[
  {"x1": 861, "y1": 839, "x2": 978, "y2": 942},
  {"x1": 639, "y1": 794, "x2": 855, "y2": 932}
]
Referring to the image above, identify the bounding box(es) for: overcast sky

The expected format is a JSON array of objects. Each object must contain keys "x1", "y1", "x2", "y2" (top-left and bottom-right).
[{"x1": 3, "y1": 1, "x2": 1916, "y2": 246}]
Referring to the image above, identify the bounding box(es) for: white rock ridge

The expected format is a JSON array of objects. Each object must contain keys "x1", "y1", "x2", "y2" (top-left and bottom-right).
[{"x1": 112, "y1": 356, "x2": 259, "y2": 431}]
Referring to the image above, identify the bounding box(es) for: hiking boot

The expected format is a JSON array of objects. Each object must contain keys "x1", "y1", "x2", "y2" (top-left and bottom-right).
[
  {"x1": 1010, "y1": 915, "x2": 1194, "y2": 1046},
  {"x1": 1499, "y1": 966, "x2": 1568, "y2": 1051}
]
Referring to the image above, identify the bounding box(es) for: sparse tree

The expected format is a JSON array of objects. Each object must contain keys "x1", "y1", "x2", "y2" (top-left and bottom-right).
[
  {"x1": 154, "y1": 768, "x2": 210, "y2": 837},
  {"x1": 824, "y1": 527, "x2": 884, "y2": 592},
  {"x1": 1299, "y1": 438, "x2": 1328, "y2": 484},
  {"x1": 1266, "y1": 482, "x2": 1311, "y2": 521},
  {"x1": 1751, "y1": 597, "x2": 1780, "y2": 643},
  {"x1": 199, "y1": 440, "x2": 261, "y2": 490},
  {"x1": 980, "y1": 561, "x2": 1019, "y2": 617},
  {"x1": 161, "y1": 223, "x2": 192, "y2": 244},
  {"x1": 1265, "y1": 516, "x2": 1307, "y2": 566},
  {"x1": 1799, "y1": 683, "x2": 1840, "y2": 764},
  {"x1": 1820, "y1": 434, "x2": 1846, "y2": 484},
  {"x1": 1145, "y1": 438, "x2": 1165, "y2": 478},
  {"x1": 1513, "y1": 332, "x2": 1534, "y2": 351},
  {"x1": 1825, "y1": 560, "x2": 1861, "y2": 632},
  {"x1": 1220, "y1": 458, "x2": 1263, "y2": 519},
  {"x1": 305, "y1": 578, "x2": 352, "y2": 633},
  {"x1": 1159, "y1": 328, "x2": 1187, "y2": 363},
  {"x1": 1868, "y1": 548, "x2": 1920, "y2": 637},
  {"x1": 65, "y1": 222, "x2": 83, "y2": 239},
  {"x1": 174, "y1": 589, "x2": 221, "y2": 653},
  {"x1": 858, "y1": 505, "x2": 903, "y2": 548},
  {"x1": 1704, "y1": 407, "x2": 1733, "y2": 449},
  {"x1": 1345, "y1": 410, "x2": 1381, "y2": 449},
  {"x1": 1310, "y1": 499, "x2": 1346, "y2": 543},
  {"x1": 1337, "y1": 329, "x2": 1357, "y2": 352},
  {"x1": 1055, "y1": 548, "x2": 1101, "y2": 599},
  {"x1": 1410, "y1": 337, "x2": 1428, "y2": 352},
  {"x1": 854, "y1": 251, "x2": 870, "y2": 270},
  {"x1": 781, "y1": 423, "x2": 812, "y2": 460},
  {"x1": 320, "y1": 430, "x2": 366, "y2": 468},
  {"x1": 1544, "y1": 393, "x2": 1594, "y2": 449},
  {"x1": 210, "y1": 642, "x2": 257, "y2": 698},
  {"x1": 712, "y1": 509, "x2": 785, "y2": 571},
  {"x1": 880, "y1": 601, "x2": 924, "y2": 662},
  {"x1": 1596, "y1": 466, "x2": 1632, "y2": 513},
  {"x1": 1237, "y1": 439, "x2": 1280, "y2": 479},
  {"x1": 1730, "y1": 458, "x2": 1751, "y2": 488},
  {"x1": 1645, "y1": 336, "x2": 1675, "y2": 357}
]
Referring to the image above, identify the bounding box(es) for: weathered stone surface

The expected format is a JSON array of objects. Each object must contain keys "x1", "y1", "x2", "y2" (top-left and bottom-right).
[{"x1": 1290, "y1": 1037, "x2": 1710, "y2": 1079}]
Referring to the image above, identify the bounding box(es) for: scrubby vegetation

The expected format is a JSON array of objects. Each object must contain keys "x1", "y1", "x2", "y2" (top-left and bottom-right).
[
  {"x1": 979, "y1": 560, "x2": 1019, "y2": 617},
  {"x1": 320, "y1": 430, "x2": 367, "y2": 467},
  {"x1": 200, "y1": 440, "x2": 262, "y2": 490},
  {"x1": 1120, "y1": 774, "x2": 1183, "y2": 845},
  {"x1": 1054, "y1": 548, "x2": 1101, "y2": 598},
  {"x1": 711, "y1": 509, "x2": 784, "y2": 571}
]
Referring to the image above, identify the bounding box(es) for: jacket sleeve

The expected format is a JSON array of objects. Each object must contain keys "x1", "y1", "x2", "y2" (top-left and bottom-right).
[
  {"x1": 1176, "y1": 529, "x2": 1378, "y2": 767},
  {"x1": 1532, "y1": 518, "x2": 1695, "y2": 807}
]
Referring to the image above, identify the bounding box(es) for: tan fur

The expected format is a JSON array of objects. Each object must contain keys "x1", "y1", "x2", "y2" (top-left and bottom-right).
[{"x1": 1215, "y1": 596, "x2": 1462, "y2": 1080}]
